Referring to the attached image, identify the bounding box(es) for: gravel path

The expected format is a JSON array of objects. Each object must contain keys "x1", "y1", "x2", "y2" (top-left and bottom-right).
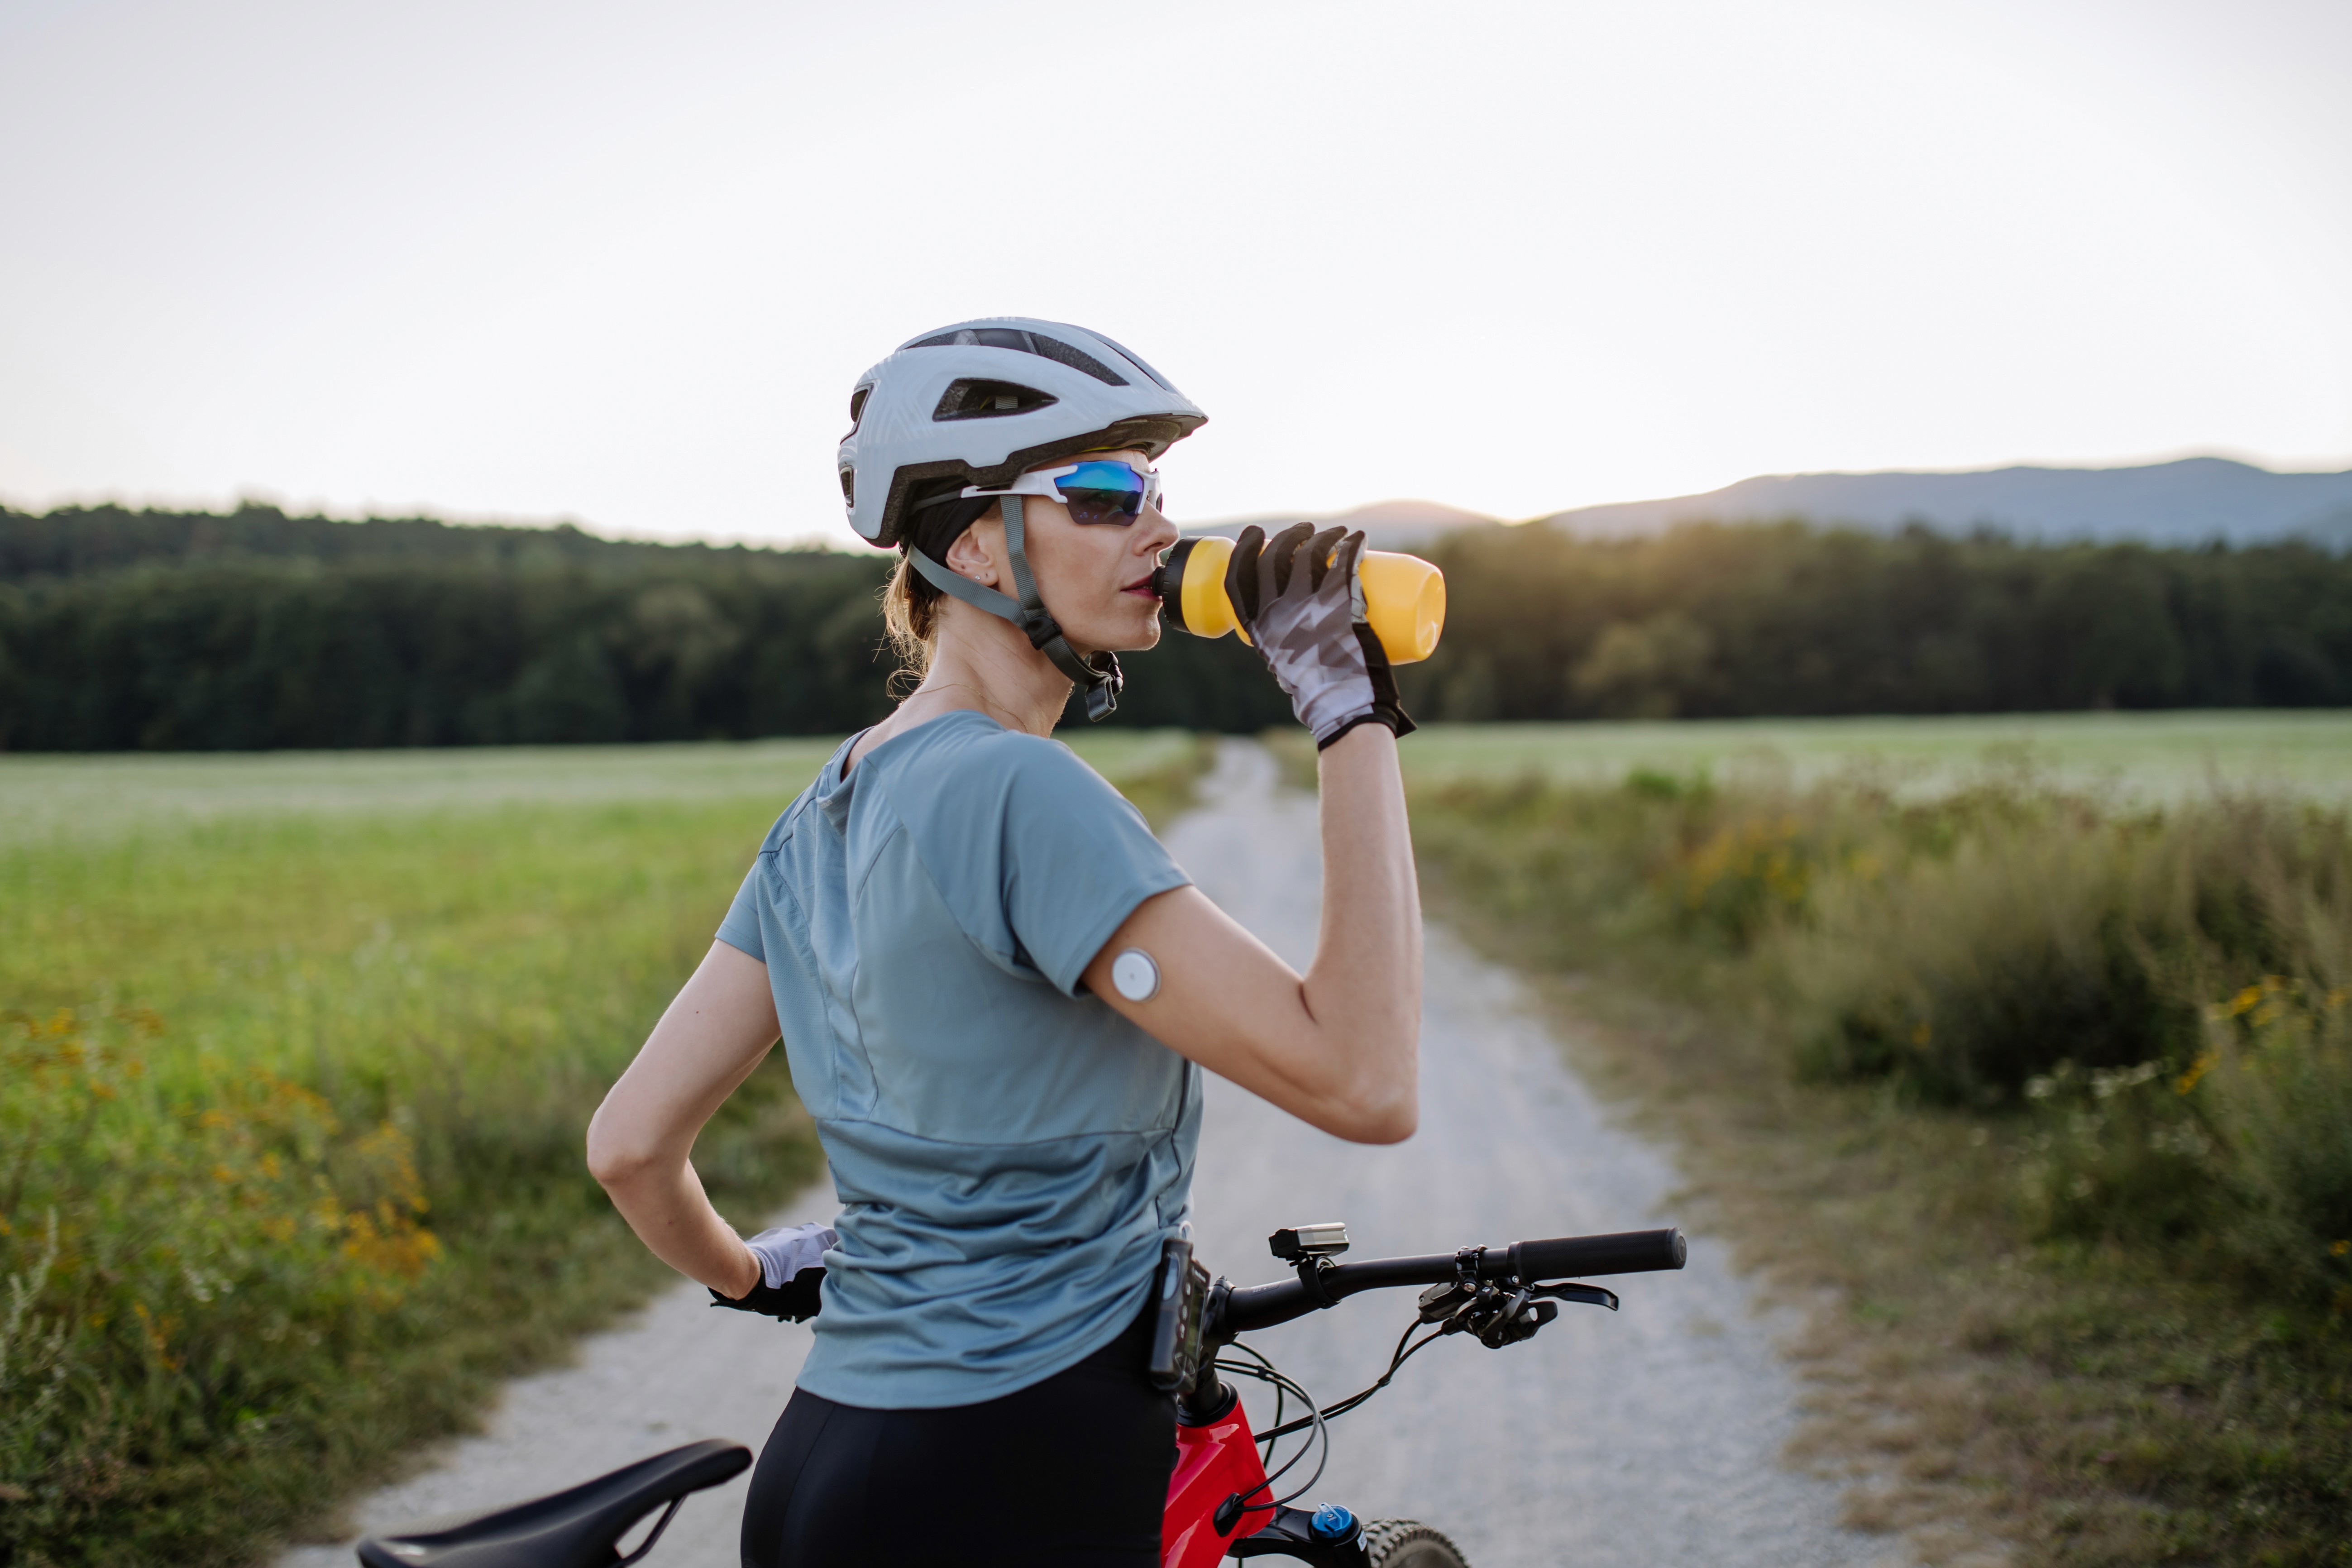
[{"x1": 279, "y1": 740, "x2": 1895, "y2": 1568}]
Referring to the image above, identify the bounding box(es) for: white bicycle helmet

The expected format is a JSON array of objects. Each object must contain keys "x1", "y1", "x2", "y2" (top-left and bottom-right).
[{"x1": 838, "y1": 319, "x2": 1207, "y2": 720}]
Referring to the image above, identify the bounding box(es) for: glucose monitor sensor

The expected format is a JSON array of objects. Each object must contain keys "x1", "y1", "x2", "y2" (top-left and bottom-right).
[{"x1": 1110, "y1": 948, "x2": 1161, "y2": 1003}]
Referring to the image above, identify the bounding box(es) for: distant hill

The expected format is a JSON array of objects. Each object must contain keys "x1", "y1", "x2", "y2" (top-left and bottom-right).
[
  {"x1": 1544, "y1": 457, "x2": 2352, "y2": 545},
  {"x1": 1181, "y1": 498, "x2": 1497, "y2": 552}
]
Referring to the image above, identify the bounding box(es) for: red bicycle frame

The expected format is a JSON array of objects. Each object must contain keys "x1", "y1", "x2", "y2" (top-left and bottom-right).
[{"x1": 1163, "y1": 1395, "x2": 1272, "y2": 1568}]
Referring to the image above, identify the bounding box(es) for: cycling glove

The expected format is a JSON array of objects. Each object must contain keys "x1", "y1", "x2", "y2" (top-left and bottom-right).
[{"x1": 1225, "y1": 522, "x2": 1415, "y2": 748}]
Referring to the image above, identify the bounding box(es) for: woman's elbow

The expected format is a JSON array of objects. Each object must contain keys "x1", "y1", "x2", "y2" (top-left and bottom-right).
[
  {"x1": 1351, "y1": 1098, "x2": 1419, "y2": 1145},
  {"x1": 584, "y1": 1111, "x2": 655, "y2": 1190},
  {"x1": 1325, "y1": 1082, "x2": 1418, "y2": 1145}
]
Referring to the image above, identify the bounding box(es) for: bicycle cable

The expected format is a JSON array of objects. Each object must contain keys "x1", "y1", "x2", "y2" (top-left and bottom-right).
[
  {"x1": 1209, "y1": 1281, "x2": 1543, "y2": 1519},
  {"x1": 1219, "y1": 1340, "x2": 1288, "y2": 1440},
  {"x1": 1210, "y1": 1351, "x2": 1331, "y2": 1515},
  {"x1": 1252, "y1": 1314, "x2": 1453, "y2": 1445},
  {"x1": 1215, "y1": 1355, "x2": 1323, "y2": 1487}
]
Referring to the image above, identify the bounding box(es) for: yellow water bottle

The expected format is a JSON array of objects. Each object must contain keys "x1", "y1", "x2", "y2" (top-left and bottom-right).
[{"x1": 1151, "y1": 535, "x2": 1448, "y2": 664}]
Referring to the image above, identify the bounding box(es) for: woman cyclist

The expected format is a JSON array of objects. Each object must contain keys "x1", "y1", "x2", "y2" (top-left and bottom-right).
[{"x1": 585, "y1": 319, "x2": 1423, "y2": 1568}]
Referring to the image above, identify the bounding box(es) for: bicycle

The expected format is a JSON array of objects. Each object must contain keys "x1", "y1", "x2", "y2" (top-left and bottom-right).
[{"x1": 354, "y1": 1221, "x2": 1686, "y2": 1568}]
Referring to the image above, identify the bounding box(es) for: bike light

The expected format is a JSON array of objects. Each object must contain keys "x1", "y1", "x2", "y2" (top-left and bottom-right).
[{"x1": 1268, "y1": 1222, "x2": 1350, "y2": 1261}]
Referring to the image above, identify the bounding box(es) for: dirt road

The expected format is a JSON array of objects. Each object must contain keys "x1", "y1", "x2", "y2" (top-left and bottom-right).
[{"x1": 280, "y1": 741, "x2": 1892, "y2": 1567}]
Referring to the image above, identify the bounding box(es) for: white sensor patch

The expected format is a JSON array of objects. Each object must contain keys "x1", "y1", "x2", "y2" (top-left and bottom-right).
[{"x1": 1109, "y1": 948, "x2": 1161, "y2": 1003}]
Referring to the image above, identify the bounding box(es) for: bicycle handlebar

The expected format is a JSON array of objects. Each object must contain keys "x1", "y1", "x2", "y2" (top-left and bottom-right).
[
  {"x1": 1509, "y1": 1228, "x2": 1687, "y2": 1282},
  {"x1": 1213, "y1": 1227, "x2": 1686, "y2": 1338}
]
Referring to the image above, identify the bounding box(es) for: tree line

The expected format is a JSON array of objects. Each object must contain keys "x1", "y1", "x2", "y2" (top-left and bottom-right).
[
  {"x1": 0, "y1": 503, "x2": 1286, "y2": 749},
  {"x1": 1, "y1": 503, "x2": 2345, "y2": 750},
  {"x1": 1405, "y1": 520, "x2": 2352, "y2": 721}
]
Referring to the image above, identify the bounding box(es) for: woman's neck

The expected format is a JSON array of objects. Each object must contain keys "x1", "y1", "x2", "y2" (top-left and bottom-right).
[
  {"x1": 849, "y1": 606, "x2": 1073, "y2": 770},
  {"x1": 925, "y1": 598, "x2": 1080, "y2": 735}
]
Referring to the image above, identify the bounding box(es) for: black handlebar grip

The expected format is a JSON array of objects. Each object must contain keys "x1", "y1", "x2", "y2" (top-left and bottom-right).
[{"x1": 1509, "y1": 1228, "x2": 1686, "y2": 1281}]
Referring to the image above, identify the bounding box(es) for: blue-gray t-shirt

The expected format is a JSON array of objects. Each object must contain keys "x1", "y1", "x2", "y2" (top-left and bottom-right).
[{"x1": 716, "y1": 710, "x2": 1199, "y2": 1409}]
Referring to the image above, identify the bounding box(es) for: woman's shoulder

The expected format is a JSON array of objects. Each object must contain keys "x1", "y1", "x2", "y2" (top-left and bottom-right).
[
  {"x1": 891, "y1": 711, "x2": 1095, "y2": 781},
  {"x1": 881, "y1": 713, "x2": 1135, "y2": 828},
  {"x1": 749, "y1": 735, "x2": 860, "y2": 855}
]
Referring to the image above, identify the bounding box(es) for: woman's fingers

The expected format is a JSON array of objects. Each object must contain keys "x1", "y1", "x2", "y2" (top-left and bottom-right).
[
  {"x1": 1261, "y1": 521, "x2": 1316, "y2": 599},
  {"x1": 1225, "y1": 524, "x2": 1268, "y2": 622},
  {"x1": 1304, "y1": 525, "x2": 1349, "y2": 592}
]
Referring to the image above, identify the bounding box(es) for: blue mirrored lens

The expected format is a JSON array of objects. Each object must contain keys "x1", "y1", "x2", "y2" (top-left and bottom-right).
[
  {"x1": 1056, "y1": 461, "x2": 1147, "y2": 497},
  {"x1": 1055, "y1": 462, "x2": 1156, "y2": 524}
]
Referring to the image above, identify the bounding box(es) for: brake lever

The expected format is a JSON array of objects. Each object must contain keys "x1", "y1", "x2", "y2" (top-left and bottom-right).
[{"x1": 1531, "y1": 1281, "x2": 1619, "y2": 1313}]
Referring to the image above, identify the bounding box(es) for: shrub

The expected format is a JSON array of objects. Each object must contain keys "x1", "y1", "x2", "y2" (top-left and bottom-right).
[
  {"x1": 1, "y1": 1007, "x2": 442, "y2": 1550},
  {"x1": 1410, "y1": 769, "x2": 2352, "y2": 1292},
  {"x1": 1787, "y1": 812, "x2": 2189, "y2": 1095},
  {"x1": 1783, "y1": 792, "x2": 2352, "y2": 1103},
  {"x1": 2194, "y1": 981, "x2": 2352, "y2": 1302},
  {"x1": 2010, "y1": 980, "x2": 2352, "y2": 1306}
]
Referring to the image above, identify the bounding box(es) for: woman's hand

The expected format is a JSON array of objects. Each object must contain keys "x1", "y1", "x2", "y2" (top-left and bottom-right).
[
  {"x1": 1083, "y1": 722, "x2": 1421, "y2": 1143},
  {"x1": 586, "y1": 941, "x2": 780, "y2": 1297},
  {"x1": 1224, "y1": 522, "x2": 1414, "y2": 747}
]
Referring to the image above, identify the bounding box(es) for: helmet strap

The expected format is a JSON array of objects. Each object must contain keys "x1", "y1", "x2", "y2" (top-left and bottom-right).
[{"x1": 905, "y1": 494, "x2": 1122, "y2": 722}]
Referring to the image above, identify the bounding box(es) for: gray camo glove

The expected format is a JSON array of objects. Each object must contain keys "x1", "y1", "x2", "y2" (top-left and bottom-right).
[{"x1": 1225, "y1": 522, "x2": 1415, "y2": 748}]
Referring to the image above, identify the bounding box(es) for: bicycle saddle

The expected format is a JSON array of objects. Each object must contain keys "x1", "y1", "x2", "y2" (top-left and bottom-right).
[{"x1": 354, "y1": 1439, "x2": 751, "y2": 1568}]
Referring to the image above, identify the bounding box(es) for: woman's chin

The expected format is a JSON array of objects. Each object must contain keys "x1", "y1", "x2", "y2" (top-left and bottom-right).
[
  {"x1": 1078, "y1": 607, "x2": 1165, "y2": 656},
  {"x1": 1118, "y1": 613, "x2": 1166, "y2": 654}
]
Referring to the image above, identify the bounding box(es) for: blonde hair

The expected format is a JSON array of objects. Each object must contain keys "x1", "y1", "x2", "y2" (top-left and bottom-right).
[
  {"x1": 880, "y1": 554, "x2": 939, "y2": 693},
  {"x1": 882, "y1": 492, "x2": 1005, "y2": 695}
]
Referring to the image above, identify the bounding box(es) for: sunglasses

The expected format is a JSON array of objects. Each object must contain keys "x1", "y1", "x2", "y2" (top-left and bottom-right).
[{"x1": 960, "y1": 460, "x2": 1165, "y2": 527}]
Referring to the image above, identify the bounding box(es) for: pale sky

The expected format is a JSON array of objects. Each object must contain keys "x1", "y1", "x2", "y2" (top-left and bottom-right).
[{"x1": 2, "y1": 0, "x2": 2347, "y2": 549}]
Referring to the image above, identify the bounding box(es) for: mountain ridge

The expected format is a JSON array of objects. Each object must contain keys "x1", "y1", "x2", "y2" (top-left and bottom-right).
[
  {"x1": 1183, "y1": 457, "x2": 2352, "y2": 549},
  {"x1": 1540, "y1": 456, "x2": 2352, "y2": 545}
]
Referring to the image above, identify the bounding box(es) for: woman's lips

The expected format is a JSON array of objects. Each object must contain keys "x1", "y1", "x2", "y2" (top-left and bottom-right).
[{"x1": 1121, "y1": 572, "x2": 1159, "y2": 598}]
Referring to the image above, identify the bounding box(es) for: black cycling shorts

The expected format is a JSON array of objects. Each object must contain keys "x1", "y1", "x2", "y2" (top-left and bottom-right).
[{"x1": 740, "y1": 1300, "x2": 1175, "y2": 1568}]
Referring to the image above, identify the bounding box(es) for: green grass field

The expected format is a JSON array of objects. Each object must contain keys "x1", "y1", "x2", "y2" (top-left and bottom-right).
[
  {"x1": 0, "y1": 730, "x2": 1203, "y2": 1568},
  {"x1": 0, "y1": 729, "x2": 1204, "y2": 846},
  {"x1": 1396, "y1": 711, "x2": 2352, "y2": 799}
]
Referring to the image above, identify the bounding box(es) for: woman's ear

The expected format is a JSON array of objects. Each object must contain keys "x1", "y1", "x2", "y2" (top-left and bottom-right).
[{"x1": 944, "y1": 512, "x2": 1004, "y2": 588}]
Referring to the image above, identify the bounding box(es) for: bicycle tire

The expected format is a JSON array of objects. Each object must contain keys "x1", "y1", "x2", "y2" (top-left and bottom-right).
[{"x1": 1361, "y1": 1519, "x2": 1471, "y2": 1568}]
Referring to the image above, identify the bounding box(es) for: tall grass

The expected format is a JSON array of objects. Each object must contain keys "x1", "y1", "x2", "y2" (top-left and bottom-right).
[
  {"x1": 1418, "y1": 767, "x2": 2352, "y2": 1280},
  {"x1": 1785, "y1": 792, "x2": 2350, "y2": 1103},
  {"x1": 0, "y1": 797, "x2": 823, "y2": 1565}
]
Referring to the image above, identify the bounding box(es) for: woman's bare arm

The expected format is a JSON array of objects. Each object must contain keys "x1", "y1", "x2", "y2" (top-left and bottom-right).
[
  {"x1": 1083, "y1": 722, "x2": 1421, "y2": 1143},
  {"x1": 585, "y1": 941, "x2": 780, "y2": 1297}
]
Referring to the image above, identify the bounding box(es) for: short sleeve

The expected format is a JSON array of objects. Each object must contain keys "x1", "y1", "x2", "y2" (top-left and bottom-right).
[
  {"x1": 715, "y1": 860, "x2": 768, "y2": 962},
  {"x1": 997, "y1": 745, "x2": 1191, "y2": 996}
]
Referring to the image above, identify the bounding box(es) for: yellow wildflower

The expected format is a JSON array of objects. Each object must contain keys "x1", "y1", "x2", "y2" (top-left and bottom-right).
[{"x1": 2175, "y1": 1052, "x2": 2218, "y2": 1096}]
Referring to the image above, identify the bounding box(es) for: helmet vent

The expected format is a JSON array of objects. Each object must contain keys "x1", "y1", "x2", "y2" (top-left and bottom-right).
[
  {"x1": 1024, "y1": 333, "x2": 1128, "y2": 387},
  {"x1": 1085, "y1": 331, "x2": 1178, "y2": 393},
  {"x1": 908, "y1": 327, "x2": 1129, "y2": 387},
  {"x1": 838, "y1": 468, "x2": 854, "y2": 506},
  {"x1": 932, "y1": 378, "x2": 1058, "y2": 422}
]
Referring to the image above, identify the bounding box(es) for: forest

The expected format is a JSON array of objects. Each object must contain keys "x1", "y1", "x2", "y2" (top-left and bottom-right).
[{"x1": 2, "y1": 502, "x2": 2347, "y2": 750}]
